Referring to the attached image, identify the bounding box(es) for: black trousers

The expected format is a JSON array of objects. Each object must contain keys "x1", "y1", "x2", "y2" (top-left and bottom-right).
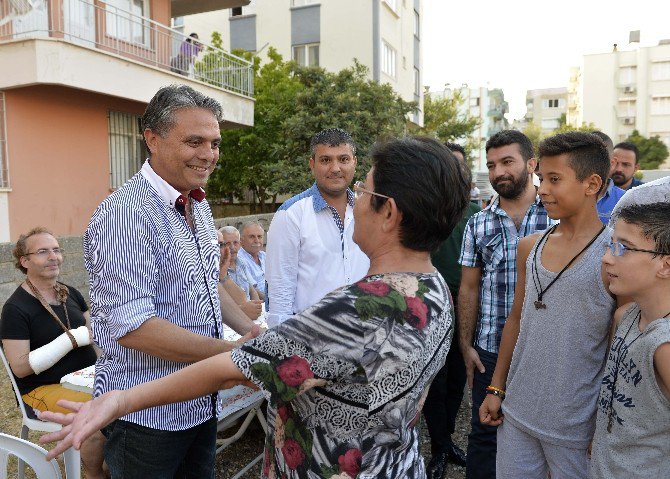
[
  {"x1": 465, "y1": 346, "x2": 499, "y2": 479},
  {"x1": 423, "y1": 308, "x2": 467, "y2": 455}
]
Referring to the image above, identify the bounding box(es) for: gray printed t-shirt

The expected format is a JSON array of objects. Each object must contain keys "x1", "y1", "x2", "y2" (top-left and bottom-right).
[{"x1": 590, "y1": 304, "x2": 670, "y2": 479}]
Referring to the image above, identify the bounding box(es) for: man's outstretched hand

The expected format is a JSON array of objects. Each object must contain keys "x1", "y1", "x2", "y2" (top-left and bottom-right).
[{"x1": 39, "y1": 391, "x2": 126, "y2": 460}]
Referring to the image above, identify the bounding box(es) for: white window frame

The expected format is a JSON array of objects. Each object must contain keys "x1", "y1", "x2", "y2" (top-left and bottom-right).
[
  {"x1": 414, "y1": 10, "x2": 420, "y2": 38},
  {"x1": 384, "y1": 0, "x2": 399, "y2": 13},
  {"x1": 0, "y1": 92, "x2": 8, "y2": 188},
  {"x1": 619, "y1": 66, "x2": 637, "y2": 86},
  {"x1": 651, "y1": 62, "x2": 670, "y2": 81},
  {"x1": 292, "y1": 43, "x2": 320, "y2": 67},
  {"x1": 414, "y1": 67, "x2": 420, "y2": 96},
  {"x1": 381, "y1": 40, "x2": 396, "y2": 78},
  {"x1": 105, "y1": 0, "x2": 151, "y2": 47},
  {"x1": 109, "y1": 111, "x2": 146, "y2": 189},
  {"x1": 291, "y1": 0, "x2": 319, "y2": 6},
  {"x1": 651, "y1": 96, "x2": 670, "y2": 115},
  {"x1": 231, "y1": 0, "x2": 256, "y2": 17}
]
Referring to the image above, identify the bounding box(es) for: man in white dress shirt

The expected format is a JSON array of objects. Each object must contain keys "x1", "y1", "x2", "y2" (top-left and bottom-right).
[{"x1": 265, "y1": 128, "x2": 370, "y2": 328}]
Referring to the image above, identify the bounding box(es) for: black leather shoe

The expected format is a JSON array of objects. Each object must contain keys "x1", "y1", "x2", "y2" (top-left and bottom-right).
[
  {"x1": 427, "y1": 452, "x2": 447, "y2": 479},
  {"x1": 426, "y1": 452, "x2": 447, "y2": 479},
  {"x1": 446, "y1": 443, "x2": 467, "y2": 467}
]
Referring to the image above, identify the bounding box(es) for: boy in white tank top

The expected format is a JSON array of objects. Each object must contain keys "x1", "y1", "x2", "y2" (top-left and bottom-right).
[
  {"x1": 591, "y1": 202, "x2": 670, "y2": 479},
  {"x1": 479, "y1": 132, "x2": 625, "y2": 478}
]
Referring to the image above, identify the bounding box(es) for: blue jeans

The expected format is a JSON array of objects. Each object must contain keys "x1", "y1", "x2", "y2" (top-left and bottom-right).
[
  {"x1": 102, "y1": 417, "x2": 217, "y2": 479},
  {"x1": 466, "y1": 346, "x2": 498, "y2": 479}
]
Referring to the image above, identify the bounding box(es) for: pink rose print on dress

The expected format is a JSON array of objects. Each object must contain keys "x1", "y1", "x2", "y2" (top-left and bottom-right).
[
  {"x1": 277, "y1": 404, "x2": 291, "y2": 424},
  {"x1": 338, "y1": 448, "x2": 362, "y2": 478},
  {"x1": 356, "y1": 280, "x2": 391, "y2": 296},
  {"x1": 281, "y1": 438, "x2": 306, "y2": 470},
  {"x1": 404, "y1": 295, "x2": 428, "y2": 330},
  {"x1": 276, "y1": 355, "x2": 315, "y2": 388}
]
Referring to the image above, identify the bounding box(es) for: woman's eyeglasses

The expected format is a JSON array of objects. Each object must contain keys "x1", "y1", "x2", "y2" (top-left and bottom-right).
[{"x1": 353, "y1": 181, "x2": 391, "y2": 201}]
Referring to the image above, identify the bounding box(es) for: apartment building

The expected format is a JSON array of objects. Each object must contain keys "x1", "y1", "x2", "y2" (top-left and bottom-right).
[
  {"x1": 581, "y1": 40, "x2": 670, "y2": 147},
  {"x1": 430, "y1": 85, "x2": 509, "y2": 173},
  {"x1": 181, "y1": 0, "x2": 423, "y2": 125},
  {"x1": 0, "y1": 0, "x2": 254, "y2": 242},
  {"x1": 567, "y1": 66, "x2": 582, "y2": 127},
  {"x1": 524, "y1": 87, "x2": 568, "y2": 136}
]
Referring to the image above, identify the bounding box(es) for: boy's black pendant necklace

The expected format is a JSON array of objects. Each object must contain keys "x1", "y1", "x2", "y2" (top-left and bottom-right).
[
  {"x1": 531, "y1": 224, "x2": 605, "y2": 310},
  {"x1": 607, "y1": 308, "x2": 670, "y2": 432}
]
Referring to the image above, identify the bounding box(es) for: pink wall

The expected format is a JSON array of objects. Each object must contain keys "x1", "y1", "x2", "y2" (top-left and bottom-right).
[{"x1": 5, "y1": 86, "x2": 145, "y2": 240}]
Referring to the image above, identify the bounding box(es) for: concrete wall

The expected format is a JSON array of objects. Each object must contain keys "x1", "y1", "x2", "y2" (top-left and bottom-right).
[{"x1": 0, "y1": 213, "x2": 274, "y2": 309}]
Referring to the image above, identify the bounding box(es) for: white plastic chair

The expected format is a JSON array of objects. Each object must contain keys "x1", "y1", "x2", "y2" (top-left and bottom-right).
[
  {"x1": 0, "y1": 347, "x2": 80, "y2": 479},
  {"x1": 0, "y1": 433, "x2": 62, "y2": 479}
]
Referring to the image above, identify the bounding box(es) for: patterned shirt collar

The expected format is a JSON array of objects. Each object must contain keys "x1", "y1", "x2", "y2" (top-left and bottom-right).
[
  {"x1": 489, "y1": 194, "x2": 543, "y2": 216},
  {"x1": 309, "y1": 182, "x2": 354, "y2": 212},
  {"x1": 140, "y1": 160, "x2": 206, "y2": 212}
]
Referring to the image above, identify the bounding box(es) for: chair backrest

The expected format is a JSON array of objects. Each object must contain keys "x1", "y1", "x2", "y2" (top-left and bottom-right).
[
  {"x1": 0, "y1": 346, "x2": 32, "y2": 422},
  {"x1": 0, "y1": 433, "x2": 62, "y2": 479}
]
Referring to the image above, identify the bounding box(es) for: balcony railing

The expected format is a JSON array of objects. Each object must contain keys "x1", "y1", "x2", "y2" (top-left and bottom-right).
[{"x1": 0, "y1": 0, "x2": 253, "y2": 97}]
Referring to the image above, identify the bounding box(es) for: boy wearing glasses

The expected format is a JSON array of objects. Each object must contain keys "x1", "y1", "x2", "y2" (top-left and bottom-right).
[
  {"x1": 479, "y1": 132, "x2": 621, "y2": 478},
  {"x1": 591, "y1": 202, "x2": 670, "y2": 479}
]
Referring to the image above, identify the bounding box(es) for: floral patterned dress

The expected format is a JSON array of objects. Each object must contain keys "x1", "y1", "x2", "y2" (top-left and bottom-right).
[{"x1": 230, "y1": 272, "x2": 453, "y2": 479}]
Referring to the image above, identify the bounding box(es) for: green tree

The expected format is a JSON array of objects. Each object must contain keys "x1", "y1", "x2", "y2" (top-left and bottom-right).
[
  {"x1": 207, "y1": 47, "x2": 305, "y2": 211},
  {"x1": 282, "y1": 61, "x2": 415, "y2": 183},
  {"x1": 414, "y1": 91, "x2": 480, "y2": 144},
  {"x1": 625, "y1": 129, "x2": 669, "y2": 170},
  {"x1": 208, "y1": 52, "x2": 415, "y2": 211}
]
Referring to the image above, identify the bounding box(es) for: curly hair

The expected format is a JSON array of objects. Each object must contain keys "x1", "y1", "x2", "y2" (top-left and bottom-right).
[{"x1": 13, "y1": 226, "x2": 55, "y2": 274}]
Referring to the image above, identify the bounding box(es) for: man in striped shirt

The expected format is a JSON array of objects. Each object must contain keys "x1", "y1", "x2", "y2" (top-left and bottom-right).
[
  {"x1": 457, "y1": 130, "x2": 554, "y2": 479},
  {"x1": 84, "y1": 85, "x2": 255, "y2": 478}
]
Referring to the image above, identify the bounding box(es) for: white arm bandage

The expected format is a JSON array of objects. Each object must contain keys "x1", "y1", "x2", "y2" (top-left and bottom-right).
[{"x1": 27, "y1": 326, "x2": 91, "y2": 375}]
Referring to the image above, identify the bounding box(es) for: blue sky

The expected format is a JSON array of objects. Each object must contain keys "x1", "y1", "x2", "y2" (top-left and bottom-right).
[{"x1": 423, "y1": 0, "x2": 670, "y2": 120}]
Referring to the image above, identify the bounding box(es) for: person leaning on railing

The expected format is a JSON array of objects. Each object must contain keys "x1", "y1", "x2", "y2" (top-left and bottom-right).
[{"x1": 170, "y1": 32, "x2": 202, "y2": 77}]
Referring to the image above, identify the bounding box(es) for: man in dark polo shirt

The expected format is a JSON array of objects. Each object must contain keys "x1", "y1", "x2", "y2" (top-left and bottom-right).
[{"x1": 424, "y1": 142, "x2": 481, "y2": 478}]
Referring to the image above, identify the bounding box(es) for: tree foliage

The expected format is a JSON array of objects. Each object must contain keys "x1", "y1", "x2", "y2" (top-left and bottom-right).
[
  {"x1": 415, "y1": 92, "x2": 480, "y2": 142},
  {"x1": 625, "y1": 130, "x2": 669, "y2": 170},
  {"x1": 207, "y1": 48, "x2": 414, "y2": 211}
]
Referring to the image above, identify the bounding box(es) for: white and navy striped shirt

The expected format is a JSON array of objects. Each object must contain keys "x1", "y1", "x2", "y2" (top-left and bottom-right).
[{"x1": 85, "y1": 161, "x2": 222, "y2": 430}]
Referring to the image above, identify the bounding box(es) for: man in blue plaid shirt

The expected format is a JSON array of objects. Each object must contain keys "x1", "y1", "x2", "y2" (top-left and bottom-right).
[{"x1": 457, "y1": 130, "x2": 555, "y2": 479}]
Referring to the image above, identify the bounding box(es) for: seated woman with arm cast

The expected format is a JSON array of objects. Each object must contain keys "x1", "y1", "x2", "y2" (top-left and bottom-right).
[
  {"x1": 0, "y1": 227, "x2": 107, "y2": 479},
  {"x1": 40, "y1": 137, "x2": 469, "y2": 479}
]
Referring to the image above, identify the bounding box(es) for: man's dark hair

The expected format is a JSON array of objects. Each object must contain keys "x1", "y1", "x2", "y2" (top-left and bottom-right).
[
  {"x1": 142, "y1": 85, "x2": 223, "y2": 138},
  {"x1": 538, "y1": 132, "x2": 610, "y2": 194},
  {"x1": 309, "y1": 128, "x2": 357, "y2": 157},
  {"x1": 370, "y1": 137, "x2": 469, "y2": 252},
  {"x1": 445, "y1": 142, "x2": 471, "y2": 184},
  {"x1": 445, "y1": 142, "x2": 466, "y2": 159},
  {"x1": 591, "y1": 131, "x2": 614, "y2": 154},
  {"x1": 485, "y1": 130, "x2": 534, "y2": 162},
  {"x1": 617, "y1": 202, "x2": 670, "y2": 256},
  {"x1": 613, "y1": 141, "x2": 640, "y2": 164}
]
